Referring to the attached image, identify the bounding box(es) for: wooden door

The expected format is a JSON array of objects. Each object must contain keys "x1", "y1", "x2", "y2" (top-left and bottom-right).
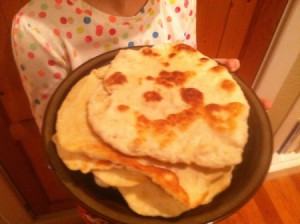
[
  {"x1": 0, "y1": 0, "x2": 76, "y2": 216},
  {"x1": 0, "y1": 0, "x2": 288, "y2": 218}
]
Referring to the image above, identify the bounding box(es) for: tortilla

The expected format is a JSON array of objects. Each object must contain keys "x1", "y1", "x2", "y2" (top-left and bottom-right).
[
  {"x1": 54, "y1": 43, "x2": 249, "y2": 217},
  {"x1": 87, "y1": 43, "x2": 249, "y2": 168}
]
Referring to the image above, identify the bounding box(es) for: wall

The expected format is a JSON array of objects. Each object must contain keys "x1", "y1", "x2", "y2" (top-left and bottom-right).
[{"x1": 269, "y1": 53, "x2": 300, "y2": 134}]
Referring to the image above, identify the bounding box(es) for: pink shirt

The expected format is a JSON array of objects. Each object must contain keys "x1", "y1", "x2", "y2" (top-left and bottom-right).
[{"x1": 12, "y1": 0, "x2": 197, "y2": 129}]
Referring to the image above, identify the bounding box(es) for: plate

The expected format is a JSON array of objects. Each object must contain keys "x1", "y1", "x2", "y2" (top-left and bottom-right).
[{"x1": 42, "y1": 47, "x2": 273, "y2": 224}]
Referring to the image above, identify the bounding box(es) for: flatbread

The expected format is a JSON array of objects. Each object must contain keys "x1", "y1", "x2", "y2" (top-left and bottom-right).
[
  {"x1": 54, "y1": 62, "x2": 234, "y2": 210},
  {"x1": 54, "y1": 135, "x2": 114, "y2": 173},
  {"x1": 92, "y1": 168, "x2": 149, "y2": 187},
  {"x1": 54, "y1": 43, "x2": 249, "y2": 217},
  {"x1": 55, "y1": 70, "x2": 189, "y2": 206},
  {"x1": 87, "y1": 43, "x2": 249, "y2": 168},
  {"x1": 118, "y1": 164, "x2": 232, "y2": 218},
  {"x1": 119, "y1": 180, "x2": 188, "y2": 218}
]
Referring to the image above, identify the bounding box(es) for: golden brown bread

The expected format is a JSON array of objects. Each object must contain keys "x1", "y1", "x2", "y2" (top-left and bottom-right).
[{"x1": 54, "y1": 43, "x2": 249, "y2": 217}]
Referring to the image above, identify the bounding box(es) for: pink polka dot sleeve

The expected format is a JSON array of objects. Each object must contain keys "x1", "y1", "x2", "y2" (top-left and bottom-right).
[
  {"x1": 12, "y1": 12, "x2": 71, "y2": 130},
  {"x1": 162, "y1": 0, "x2": 197, "y2": 48},
  {"x1": 11, "y1": 0, "x2": 197, "y2": 130}
]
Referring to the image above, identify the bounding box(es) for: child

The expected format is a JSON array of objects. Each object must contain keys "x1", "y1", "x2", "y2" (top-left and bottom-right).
[{"x1": 11, "y1": 1, "x2": 241, "y2": 223}]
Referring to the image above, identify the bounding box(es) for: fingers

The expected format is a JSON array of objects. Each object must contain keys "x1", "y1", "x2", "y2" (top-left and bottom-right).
[
  {"x1": 260, "y1": 98, "x2": 272, "y2": 110},
  {"x1": 214, "y1": 58, "x2": 240, "y2": 73}
]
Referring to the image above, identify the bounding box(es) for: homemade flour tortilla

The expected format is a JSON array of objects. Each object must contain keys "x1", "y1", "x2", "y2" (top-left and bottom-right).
[
  {"x1": 119, "y1": 180, "x2": 188, "y2": 218},
  {"x1": 54, "y1": 62, "x2": 236, "y2": 214},
  {"x1": 93, "y1": 168, "x2": 149, "y2": 187},
  {"x1": 55, "y1": 70, "x2": 189, "y2": 206},
  {"x1": 118, "y1": 167, "x2": 233, "y2": 218},
  {"x1": 88, "y1": 43, "x2": 249, "y2": 168},
  {"x1": 54, "y1": 135, "x2": 114, "y2": 173}
]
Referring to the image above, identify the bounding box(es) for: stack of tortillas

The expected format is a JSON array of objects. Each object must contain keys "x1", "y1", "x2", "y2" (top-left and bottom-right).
[{"x1": 54, "y1": 43, "x2": 250, "y2": 218}]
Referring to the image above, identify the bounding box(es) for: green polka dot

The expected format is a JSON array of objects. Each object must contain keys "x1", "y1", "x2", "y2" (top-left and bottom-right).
[
  {"x1": 40, "y1": 4, "x2": 48, "y2": 10},
  {"x1": 30, "y1": 43, "x2": 37, "y2": 51},
  {"x1": 149, "y1": 9, "x2": 155, "y2": 16},
  {"x1": 122, "y1": 33, "x2": 129, "y2": 39},
  {"x1": 18, "y1": 30, "x2": 24, "y2": 38},
  {"x1": 42, "y1": 82, "x2": 49, "y2": 88},
  {"x1": 76, "y1": 26, "x2": 84, "y2": 34},
  {"x1": 104, "y1": 44, "x2": 111, "y2": 51}
]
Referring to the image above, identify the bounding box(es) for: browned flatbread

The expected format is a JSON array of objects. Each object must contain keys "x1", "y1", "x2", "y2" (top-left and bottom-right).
[
  {"x1": 88, "y1": 43, "x2": 249, "y2": 168},
  {"x1": 54, "y1": 43, "x2": 249, "y2": 217}
]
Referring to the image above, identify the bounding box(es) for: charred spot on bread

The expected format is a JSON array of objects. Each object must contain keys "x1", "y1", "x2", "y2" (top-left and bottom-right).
[
  {"x1": 156, "y1": 71, "x2": 190, "y2": 88},
  {"x1": 180, "y1": 88, "x2": 203, "y2": 106},
  {"x1": 117, "y1": 104, "x2": 130, "y2": 112},
  {"x1": 210, "y1": 65, "x2": 227, "y2": 73},
  {"x1": 220, "y1": 79, "x2": 236, "y2": 92},
  {"x1": 205, "y1": 102, "x2": 244, "y2": 132},
  {"x1": 173, "y1": 43, "x2": 197, "y2": 53},
  {"x1": 105, "y1": 72, "x2": 127, "y2": 86},
  {"x1": 143, "y1": 91, "x2": 163, "y2": 102},
  {"x1": 141, "y1": 47, "x2": 160, "y2": 57}
]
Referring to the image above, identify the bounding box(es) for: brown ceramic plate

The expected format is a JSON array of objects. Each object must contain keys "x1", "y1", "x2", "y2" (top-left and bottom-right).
[{"x1": 42, "y1": 47, "x2": 273, "y2": 224}]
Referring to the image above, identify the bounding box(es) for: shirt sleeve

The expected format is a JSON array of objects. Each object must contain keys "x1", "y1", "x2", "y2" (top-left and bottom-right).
[
  {"x1": 161, "y1": 0, "x2": 197, "y2": 48},
  {"x1": 11, "y1": 12, "x2": 71, "y2": 130}
]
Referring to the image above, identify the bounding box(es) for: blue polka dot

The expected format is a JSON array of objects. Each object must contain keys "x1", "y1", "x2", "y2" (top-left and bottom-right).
[
  {"x1": 152, "y1": 32, "x2": 159, "y2": 38},
  {"x1": 128, "y1": 42, "x2": 135, "y2": 47},
  {"x1": 83, "y1": 17, "x2": 91, "y2": 24}
]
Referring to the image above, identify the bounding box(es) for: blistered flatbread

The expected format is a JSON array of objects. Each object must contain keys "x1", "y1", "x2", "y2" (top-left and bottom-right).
[
  {"x1": 55, "y1": 60, "x2": 234, "y2": 210},
  {"x1": 54, "y1": 43, "x2": 249, "y2": 217},
  {"x1": 119, "y1": 180, "x2": 188, "y2": 218},
  {"x1": 88, "y1": 43, "x2": 249, "y2": 168},
  {"x1": 93, "y1": 168, "x2": 148, "y2": 187}
]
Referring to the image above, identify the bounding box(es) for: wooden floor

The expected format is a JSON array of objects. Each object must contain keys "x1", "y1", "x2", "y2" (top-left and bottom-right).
[
  {"x1": 35, "y1": 171, "x2": 300, "y2": 224},
  {"x1": 219, "y1": 172, "x2": 300, "y2": 224},
  {"x1": 34, "y1": 172, "x2": 300, "y2": 224}
]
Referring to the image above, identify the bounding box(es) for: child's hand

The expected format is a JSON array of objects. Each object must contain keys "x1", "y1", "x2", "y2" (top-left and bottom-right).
[
  {"x1": 215, "y1": 58, "x2": 272, "y2": 110},
  {"x1": 214, "y1": 58, "x2": 240, "y2": 73}
]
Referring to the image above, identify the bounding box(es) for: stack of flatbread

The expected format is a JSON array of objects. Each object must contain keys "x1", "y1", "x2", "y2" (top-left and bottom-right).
[{"x1": 54, "y1": 43, "x2": 250, "y2": 218}]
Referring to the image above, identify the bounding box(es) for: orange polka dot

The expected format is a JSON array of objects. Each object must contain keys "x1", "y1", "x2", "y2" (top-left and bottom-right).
[
  {"x1": 73, "y1": 50, "x2": 78, "y2": 57},
  {"x1": 38, "y1": 70, "x2": 46, "y2": 77},
  {"x1": 109, "y1": 15, "x2": 117, "y2": 22},
  {"x1": 93, "y1": 41, "x2": 101, "y2": 48},
  {"x1": 76, "y1": 7, "x2": 83, "y2": 14},
  {"x1": 139, "y1": 25, "x2": 144, "y2": 32},
  {"x1": 167, "y1": 16, "x2": 172, "y2": 22},
  {"x1": 39, "y1": 11, "x2": 47, "y2": 18},
  {"x1": 85, "y1": 10, "x2": 92, "y2": 16},
  {"x1": 54, "y1": 72, "x2": 62, "y2": 79},
  {"x1": 13, "y1": 28, "x2": 18, "y2": 35},
  {"x1": 27, "y1": 52, "x2": 35, "y2": 59},
  {"x1": 53, "y1": 28, "x2": 61, "y2": 36}
]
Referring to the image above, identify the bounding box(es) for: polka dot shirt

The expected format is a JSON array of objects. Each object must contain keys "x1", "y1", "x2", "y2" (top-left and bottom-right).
[{"x1": 12, "y1": 0, "x2": 197, "y2": 129}]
